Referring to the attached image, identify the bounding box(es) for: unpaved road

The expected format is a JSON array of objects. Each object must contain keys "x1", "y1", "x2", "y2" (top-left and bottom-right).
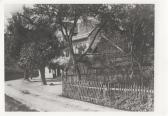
[{"x1": 5, "y1": 78, "x2": 120, "y2": 112}]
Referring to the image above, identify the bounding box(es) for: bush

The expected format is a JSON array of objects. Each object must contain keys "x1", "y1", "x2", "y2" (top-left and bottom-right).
[{"x1": 112, "y1": 93, "x2": 154, "y2": 111}]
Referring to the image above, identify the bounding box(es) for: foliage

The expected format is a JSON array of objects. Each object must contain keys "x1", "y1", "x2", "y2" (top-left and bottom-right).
[
  {"x1": 6, "y1": 6, "x2": 64, "y2": 83},
  {"x1": 4, "y1": 32, "x2": 16, "y2": 66},
  {"x1": 122, "y1": 5, "x2": 154, "y2": 64},
  {"x1": 91, "y1": 4, "x2": 154, "y2": 84},
  {"x1": 18, "y1": 43, "x2": 36, "y2": 72},
  {"x1": 5, "y1": 4, "x2": 154, "y2": 83},
  {"x1": 99, "y1": 4, "x2": 154, "y2": 63},
  {"x1": 113, "y1": 93, "x2": 154, "y2": 111}
]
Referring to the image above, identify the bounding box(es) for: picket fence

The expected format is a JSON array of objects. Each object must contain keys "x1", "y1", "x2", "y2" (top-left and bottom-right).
[{"x1": 62, "y1": 80, "x2": 154, "y2": 106}]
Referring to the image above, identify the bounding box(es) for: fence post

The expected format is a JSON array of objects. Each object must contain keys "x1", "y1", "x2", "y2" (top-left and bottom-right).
[
  {"x1": 103, "y1": 84, "x2": 107, "y2": 99},
  {"x1": 62, "y1": 79, "x2": 64, "y2": 96}
]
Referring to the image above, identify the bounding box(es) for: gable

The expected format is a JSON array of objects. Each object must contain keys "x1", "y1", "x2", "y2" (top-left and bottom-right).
[{"x1": 94, "y1": 37, "x2": 124, "y2": 55}]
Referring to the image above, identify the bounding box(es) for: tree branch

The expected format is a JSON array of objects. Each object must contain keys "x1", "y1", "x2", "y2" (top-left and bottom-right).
[
  {"x1": 58, "y1": 17, "x2": 68, "y2": 42},
  {"x1": 101, "y1": 34, "x2": 125, "y2": 53},
  {"x1": 19, "y1": 14, "x2": 38, "y2": 27},
  {"x1": 69, "y1": 15, "x2": 79, "y2": 44},
  {"x1": 62, "y1": 23, "x2": 69, "y2": 38}
]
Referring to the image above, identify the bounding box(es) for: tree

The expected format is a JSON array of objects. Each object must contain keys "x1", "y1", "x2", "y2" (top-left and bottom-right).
[
  {"x1": 18, "y1": 43, "x2": 36, "y2": 80},
  {"x1": 6, "y1": 6, "x2": 63, "y2": 84},
  {"x1": 116, "y1": 5, "x2": 154, "y2": 83},
  {"x1": 124, "y1": 5, "x2": 154, "y2": 84},
  {"x1": 32, "y1": 4, "x2": 108, "y2": 80},
  {"x1": 96, "y1": 4, "x2": 154, "y2": 59},
  {"x1": 125, "y1": 5, "x2": 154, "y2": 65},
  {"x1": 4, "y1": 32, "x2": 15, "y2": 67},
  {"x1": 99, "y1": 4, "x2": 154, "y2": 83}
]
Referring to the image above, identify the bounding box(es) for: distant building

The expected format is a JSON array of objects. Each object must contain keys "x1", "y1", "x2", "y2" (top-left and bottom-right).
[{"x1": 55, "y1": 17, "x2": 100, "y2": 57}]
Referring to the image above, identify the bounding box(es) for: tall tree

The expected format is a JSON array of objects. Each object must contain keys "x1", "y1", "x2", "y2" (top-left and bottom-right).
[
  {"x1": 6, "y1": 7, "x2": 63, "y2": 84},
  {"x1": 99, "y1": 4, "x2": 154, "y2": 82},
  {"x1": 118, "y1": 5, "x2": 154, "y2": 82}
]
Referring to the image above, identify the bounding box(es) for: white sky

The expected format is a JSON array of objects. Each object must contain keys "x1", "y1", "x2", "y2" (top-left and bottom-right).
[
  {"x1": 4, "y1": 4, "x2": 23, "y2": 25},
  {"x1": 5, "y1": 4, "x2": 23, "y2": 18},
  {"x1": 4, "y1": 4, "x2": 33, "y2": 26}
]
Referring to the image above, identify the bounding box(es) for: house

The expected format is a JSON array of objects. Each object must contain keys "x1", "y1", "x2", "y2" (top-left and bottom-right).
[
  {"x1": 59, "y1": 18, "x2": 127, "y2": 57},
  {"x1": 55, "y1": 17, "x2": 100, "y2": 57},
  {"x1": 52, "y1": 17, "x2": 128, "y2": 71}
]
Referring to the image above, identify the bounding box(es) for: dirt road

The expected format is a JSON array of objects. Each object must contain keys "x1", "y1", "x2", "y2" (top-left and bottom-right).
[{"x1": 5, "y1": 78, "x2": 120, "y2": 112}]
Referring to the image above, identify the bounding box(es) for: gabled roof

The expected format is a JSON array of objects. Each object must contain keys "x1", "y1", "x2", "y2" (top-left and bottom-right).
[
  {"x1": 50, "y1": 56, "x2": 70, "y2": 66},
  {"x1": 72, "y1": 32, "x2": 90, "y2": 41},
  {"x1": 72, "y1": 17, "x2": 98, "y2": 41},
  {"x1": 87, "y1": 33, "x2": 125, "y2": 54}
]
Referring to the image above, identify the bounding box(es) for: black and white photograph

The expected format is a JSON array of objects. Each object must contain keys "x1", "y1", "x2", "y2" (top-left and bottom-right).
[{"x1": 4, "y1": 3, "x2": 155, "y2": 112}]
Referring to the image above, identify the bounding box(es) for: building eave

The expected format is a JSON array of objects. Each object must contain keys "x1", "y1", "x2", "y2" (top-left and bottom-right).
[{"x1": 72, "y1": 32, "x2": 90, "y2": 41}]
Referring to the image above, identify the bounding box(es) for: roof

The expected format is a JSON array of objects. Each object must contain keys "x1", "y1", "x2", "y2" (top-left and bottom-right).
[
  {"x1": 50, "y1": 57, "x2": 70, "y2": 66},
  {"x1": 72, "y1": 17, "x2": 98, "y2": 41},
  {"x1": 72, "y1": 32, "x2": 90, "y2": 41}
]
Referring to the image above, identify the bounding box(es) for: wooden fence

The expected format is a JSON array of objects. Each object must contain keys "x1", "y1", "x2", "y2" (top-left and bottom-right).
[{"x1": 62, "y1": 80, "x2": 154, "y2": 108}]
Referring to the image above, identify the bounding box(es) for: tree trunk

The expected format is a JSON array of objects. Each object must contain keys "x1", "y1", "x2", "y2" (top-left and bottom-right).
[
  {"x1": 74, "y1": 62, "x2": 81, "y2": 80},
  {"x1": 39, "y1": 67, "x2": 47, "y2": 85},
  {"x1": 53, "y1": 69, "x2": 56, "y2": 78},
  {"x1": 70, "y1": 46, "x2": 81, "y2": 80},
  {"x1": 57, "y1": 67, "x2": 61, "y2": 77},
  {"x1": 49, "y1": 68, "x2": 51, "y2": 73},
  {"x1": 24, "y1": 69, "x2": 29, "y2": 80}
]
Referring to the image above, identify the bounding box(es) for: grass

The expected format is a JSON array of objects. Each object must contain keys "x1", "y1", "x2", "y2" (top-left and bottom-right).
[
  {"x1": 5, "y1": 95, "x2": 38, "y2": 112},
  {"x1": 5, "y1": 71, "x2": 24, "y2": 81}
]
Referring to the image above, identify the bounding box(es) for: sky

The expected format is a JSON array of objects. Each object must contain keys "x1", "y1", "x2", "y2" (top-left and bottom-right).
[
  {"x1": 4, "y1": 4, "x2": 23, "y2": 25},
  {"x1": 4, "y1": 4, "x2": 33, "y2": 26}
]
